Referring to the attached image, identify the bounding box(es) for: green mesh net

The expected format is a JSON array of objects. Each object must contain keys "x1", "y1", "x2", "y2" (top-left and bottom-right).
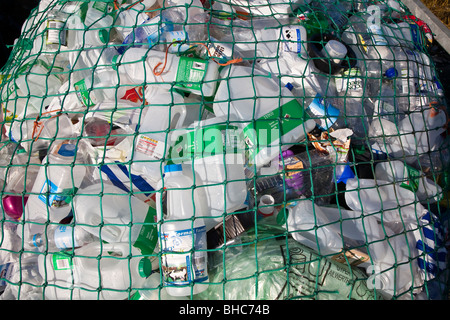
[{"x1": 0, "y1": 0, "x2": 449, "y2": 301}]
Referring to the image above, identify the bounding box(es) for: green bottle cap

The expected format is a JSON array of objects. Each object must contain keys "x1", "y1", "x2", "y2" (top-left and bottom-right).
[{"x1": 138, "y1": 258, "x2": 152, "y2": 278}]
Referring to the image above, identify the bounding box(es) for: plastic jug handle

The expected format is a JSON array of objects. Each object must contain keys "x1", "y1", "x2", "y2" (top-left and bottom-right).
[{"x1": 169, "y1": 105, "x2": 187, "y2": 130}]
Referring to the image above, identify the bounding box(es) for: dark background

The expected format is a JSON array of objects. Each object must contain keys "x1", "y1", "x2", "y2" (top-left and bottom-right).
[
  {"x1": 0, "y1": 0, "x2": 40, "y2": 69},
  {"x1": 0, "y1": 0, "x2": 449, "y2": 100}
]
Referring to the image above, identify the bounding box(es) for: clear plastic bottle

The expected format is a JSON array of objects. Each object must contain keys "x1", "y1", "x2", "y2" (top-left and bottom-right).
[
  {"x1": 31, "y1": 224, "x2": 98, "y2": 252},
  {"x1": 331, "y1": 66, "x2": 370, "y2": 143},
  {"x1": 44, "y1": 9, "x2": 70, "y2": 52},
  {"x1": 156, "y1": 164, "x2": 209, "y2": 296}
]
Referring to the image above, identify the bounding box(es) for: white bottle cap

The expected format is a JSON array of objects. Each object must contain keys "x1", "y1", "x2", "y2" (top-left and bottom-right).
[
  {"x1": 257, "y1": 195, "x2": 275, "y2": 217},
  {"x1": 321, "y1": 40, "x2": 347, "y2": 64}
]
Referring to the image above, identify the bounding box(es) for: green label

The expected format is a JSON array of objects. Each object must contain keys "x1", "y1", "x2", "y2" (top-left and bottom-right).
[
  {"x1": 243, "y1": 98, "x2": 306, "y2": 162},
  {"x1": 133, "y1": 206, "x2": 158, "y2": 255},
  {"x1": 52, "y1": 252, "x2": 73, "y2": 270},
  {"x1": 74, "y1": 79, "x2": 95, "y2": 107},
  {"x1": 168, "y1": 124, "x2": 242, "y2": 164},
  {"x1": 174, "y1": 57, "x2": 208, "y2": 92},
  {"x1": 400, "y1": 164, "x2": 421, "y2": 193}
]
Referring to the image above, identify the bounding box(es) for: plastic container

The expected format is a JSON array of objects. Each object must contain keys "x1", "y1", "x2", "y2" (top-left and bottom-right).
[
  {"x1": 31, "y1": 224, "x2": 98, "y2": 252},
  {"x1": 375, "y1": 160, "x2": 442, "y2": 203},
  {"x1": 156, "y1": 164, "x2": 209, "y2": 296},
  {"x1": 20, "y1": 143, "x2": 87, "y2": 239},
  {"x1": 113, "y1": 47, "x2": 220, "y2": 97},
  {"x1": 128, "y1": 86, "x2": 187, "y2": 184},
  {"x1": 213, "y1": 65, "x2": 316, "y2": 169},
  {"x1": 169, "y1": 115, "x2": 247, "y2": 230},
  {"x1": 37, "y1": 242, "x2": 152, "y2": 300},
  {"x1": 72, "y1": 183, "x2": 159, "y2": 257}
]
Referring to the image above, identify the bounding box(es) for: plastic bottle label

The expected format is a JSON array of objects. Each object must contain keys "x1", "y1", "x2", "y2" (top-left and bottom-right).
[
  {"x1": 243, "y1": 98, "x2": 308, "y2": 161},
  {"x1": 0, "y1": 263, "x2": 13, "y2": 286},
  {"x1": 91, "y1": 1, "x2": 113, "y2": 13},
  {"x1": 52, "y1": 252, "x2": 73, "y2": 270},
  {"x1": 306, "y1": 94, "x2": 340, "y2": 130},
  {"x1": 401, "y1": 68, "x2": 409, "y2": 94},
  {"x1": 133, "y1": 206, "x2": 158, "y2": 255},
  {"x1": 400, "y1": 164, "x2": 421, "y2": 192},
  {"x1": 336, "y1": 68, "x2": 363, "y2": 93},
  {"x1": 175, "y1": 57, "x2": 208, "y2": 92},
  {"x1": 38, "y1": 180, "x2": 70, "y2": 208},
  {"x1": 160, "y1": 226, "x2": 208, "y2": 286},
  {"x1": 208, "y1": 39, "x2": 234, "y2": 63},
  {"x1": 74, "y1": 79, "x2": 95, "y2": 107},
  {"x1": 53, "y1": 225, "x2": 78, "y2": 249},
  {"x1": 135, "y1": 135, "x2": 166, "y2": 160},
  {"x1": 169, "y1": 124, "x2": 242, "y2": 162},
  {"x1": 281, "y1": 27, "x2": 303, "y2": 53},
  {"x1": 46, "y1": 20, "x2": 67, "y2": 46}
]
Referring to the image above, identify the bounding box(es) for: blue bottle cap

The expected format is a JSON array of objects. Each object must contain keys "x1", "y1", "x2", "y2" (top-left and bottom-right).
[
  {"x1": 164, "y1": 164, "x2": 182, "y2": 173},
  {"x1": 58, "y1": 144, "x2": 77, "y2": 157},
  {"x1": 385, "y1": 68, "x2": 398, "y2": 79},
  {"x1": 285, "y1": 83, "x2": 294, "y2": 91}
]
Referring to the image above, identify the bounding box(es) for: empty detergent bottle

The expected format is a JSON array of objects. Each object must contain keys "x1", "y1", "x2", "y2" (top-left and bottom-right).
[
  {"x1": 168, "y1": 115, "x2": 247, "y2": 231},
  {"x1": 112, "y1": 47, "x2": 220, "y2": 97},
  {"x1": 213, "y1": 65, "x2": 316, "y2": 170},
  {"x1": 156, "y1": 164, "x2": 209, "y2": 296},
  {"x1": 20, "y1": 142, "x2": 87, "y2": 240},
  {"x1": 72, "y1": 182, "x2": 159, "y2": 259},
  {"x1": 128, "y1": 86, "x2": 187, "y2": 187},
  {"x1": 38, "y1": 242, "x2": 152, "y2": 300}
]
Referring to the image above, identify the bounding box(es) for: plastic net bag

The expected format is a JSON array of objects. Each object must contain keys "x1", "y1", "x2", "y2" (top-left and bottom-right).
[{"x1": 0, "y1": 0, "x2": 449, "y2": 300}]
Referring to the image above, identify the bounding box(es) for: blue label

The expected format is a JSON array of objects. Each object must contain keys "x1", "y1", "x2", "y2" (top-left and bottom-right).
[
  {"x1": 307, "y1": 94, "x2": 340, "y2": 130},
  {"x1": 38, "y1": 180, "x2": 67, "y2": 207}
]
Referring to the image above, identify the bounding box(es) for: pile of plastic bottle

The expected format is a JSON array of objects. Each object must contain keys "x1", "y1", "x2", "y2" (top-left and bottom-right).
[{"x1": 0, "y1": 0, "x2": 448, "y2": 300}]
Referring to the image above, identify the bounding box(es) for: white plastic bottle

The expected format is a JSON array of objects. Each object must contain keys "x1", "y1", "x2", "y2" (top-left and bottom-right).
[
  {"x1": 218, "y1": 23, "x2": 308, "y2": 59},
  {"x1": 344, "y1": 177, "x2": 425, "y2": 224},
  {"x1": 128, "y1": 86, "x2": 187, "y2": 185},
  {"x1": 9, "y1": 113, "x2": 75, "y2": 153},
  {"x1": 285, "y1": 199, "x2": 387, "y2": 263},
  {"x1": 213, "y1": 65, "x2": 317, "y2": 169},
  {"x1": 113, "y1": 47, "x2": 220, "y2": 97},
  {"x1": 169, "y1": 115, "x2": 247, "y2": 230},
  {"x1": 12, "y1": 56, "x2": 65, "y2": 112},
  {"x1": 72, "y1": 183, "x2": 159, "y2": 258},
  {"x1": 375, "y1": 160, "x2": 442, "y2": 203},
  {"x1": 396, "y1": 105, "x2": 447, "y2": 157},
  {"x1": 22, "y1": 143, "x2": 87, "y2": 237},
  {"x1": 156, "y1": 164, "x2": 209, "y2": 296},
  {"x1": 31, "y1": 224, "x2": 98, "y2": 252},
  {"x1": 37, "y1": 242, "x2": 153, "y2": 300}
]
